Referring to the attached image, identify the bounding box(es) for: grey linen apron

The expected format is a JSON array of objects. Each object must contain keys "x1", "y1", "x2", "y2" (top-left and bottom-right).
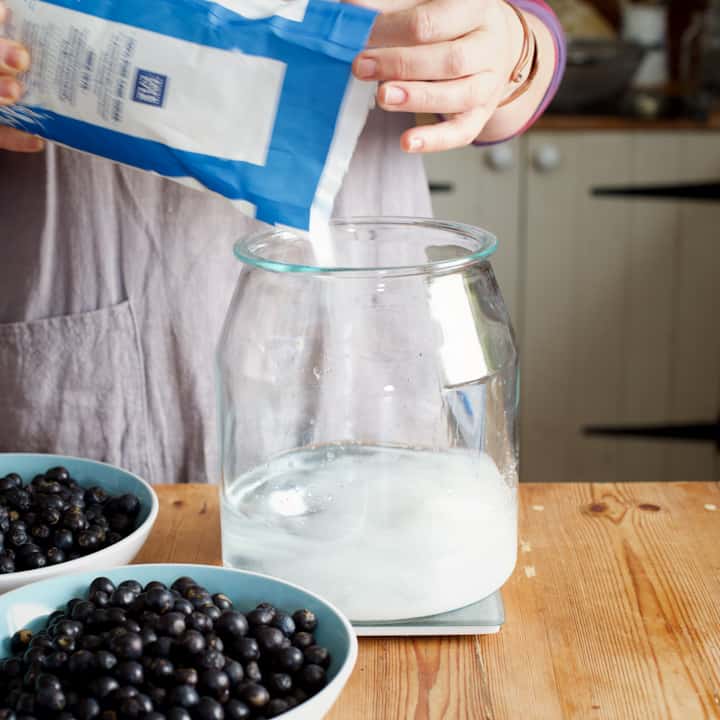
[{"x1": 0, "y1": 110, "x2": 432, "y2": 483}]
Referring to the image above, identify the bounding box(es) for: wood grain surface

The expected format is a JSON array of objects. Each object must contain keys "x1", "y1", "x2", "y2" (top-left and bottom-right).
[
  {"x1": 136, "y1": 483, "x2": 720, "y2": 719},
  {"x1": 533, "y1": 115, "x2": 720, "y2": 132}
]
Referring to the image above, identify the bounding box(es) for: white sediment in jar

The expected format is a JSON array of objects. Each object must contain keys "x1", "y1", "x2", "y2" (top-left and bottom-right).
[{"x1": 220, "y1": 446, "x2": 518, "y2": 622}]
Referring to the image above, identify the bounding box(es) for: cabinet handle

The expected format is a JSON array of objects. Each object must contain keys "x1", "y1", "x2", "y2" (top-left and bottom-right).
[
  {"x1": 429, "y1": 182, "x2": 455, "y2": 194},
  {"x1": 485, "y1": 145, "x2": 514, "y2": 172},
  {"x1": 584, "y1": 420, "x2": 720, "y2": 449},
  {"x1": 532, "y1": 144, "x2": 561, "y2": 173},
  {"x1": 592, "y1": 182, "x2": 720, "y2": 201}
]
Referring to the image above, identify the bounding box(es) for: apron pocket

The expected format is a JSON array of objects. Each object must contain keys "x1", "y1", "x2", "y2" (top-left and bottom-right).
[{"x1": 0, "y1": 301, "x2": 151, "y2": 480}]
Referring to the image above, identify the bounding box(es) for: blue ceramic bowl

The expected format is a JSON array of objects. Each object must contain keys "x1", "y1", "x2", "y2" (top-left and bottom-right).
[
  {"x1": 0, "y1": 564, "x2": 358, "y2": 719},
  {"x1": 0, "y1": 453, "x2": 158, "y2": 594}
]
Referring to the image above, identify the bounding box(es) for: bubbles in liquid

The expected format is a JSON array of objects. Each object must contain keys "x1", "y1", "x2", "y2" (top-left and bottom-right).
[{"x1": 267, "y1": 488, "x2": 308, "y2": 517}]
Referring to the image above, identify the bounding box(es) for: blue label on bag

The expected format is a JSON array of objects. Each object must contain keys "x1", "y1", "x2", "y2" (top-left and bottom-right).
[{"x1": 133, "y1": 70, "x2": 168, "y2": 107}]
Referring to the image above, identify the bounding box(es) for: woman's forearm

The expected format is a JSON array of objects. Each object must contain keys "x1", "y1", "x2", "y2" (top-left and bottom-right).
[{"x1": 475, "y1": 0, "x2": 566, "y2": 145}]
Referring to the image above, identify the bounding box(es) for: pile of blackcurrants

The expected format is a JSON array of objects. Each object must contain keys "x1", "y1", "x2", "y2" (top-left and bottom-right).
[
  {"x1": 0, "y1": 576, "x2": 331, "y2": 719},
  {"x1": 0, "y1": 467, "x2": 142, "y2": 573}
]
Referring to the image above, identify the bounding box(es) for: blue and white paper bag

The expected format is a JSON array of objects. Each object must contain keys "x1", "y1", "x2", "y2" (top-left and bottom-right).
[{"x1": 2, "y1": 0, "x2": 378, "y2": 229}]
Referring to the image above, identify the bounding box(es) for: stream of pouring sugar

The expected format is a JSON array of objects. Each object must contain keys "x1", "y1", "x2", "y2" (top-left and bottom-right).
[
  {"x1": 275, "y1": 216, "x2": 336, "y2": 268},
  {"x1": 307, "y1": 217, "x2": 337, "y2": 268}
]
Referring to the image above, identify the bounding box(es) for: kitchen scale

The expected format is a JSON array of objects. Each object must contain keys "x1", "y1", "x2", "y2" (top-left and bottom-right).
[{"x1": 352, "y1": 590, "x2": 505, "y2": 637}]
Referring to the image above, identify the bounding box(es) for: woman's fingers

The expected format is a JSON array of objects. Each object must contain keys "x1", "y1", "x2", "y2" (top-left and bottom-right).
[
  {"x1": 0, "y1": 40, "x2": 30, "y2": 74},
  {"x1": 0, "y1": 4, "x2": 41, "y2": 154},
  {"x1": 377, "y1": 73, "x2": 501, "y2": 114},
  {"x1": 0, "y1": 32, "x2": 31, "y2": 106},
  {"x1": 0, "y1": 74, "x2": 21, "y2": 105},
  {"x1": 348, "y1": 0, "x2": 523, "y2": 152},
  {"x1": 402, "y1": 108, "x2": 493, "y2": 153},
  {"x1": 0, "y1": 126, "x2": 44, "y2": 152},
  {"x1": 368, "y1": 0, "x2": 488, "y2": 48},
  {"x1": 0, "y1": 0, "x2": 31, "y2": 99},
  {"x1": 354, "y1": 30, "x2": 497, "y2": 82}
]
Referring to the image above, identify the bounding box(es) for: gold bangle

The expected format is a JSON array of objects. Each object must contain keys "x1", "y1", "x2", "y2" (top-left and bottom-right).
[
  {"x1": 499, "y1": 2, "x2": 538, "y2": 108},
  {"x1": 499, "y1": 31, "x2": 538, "y2": 107}
]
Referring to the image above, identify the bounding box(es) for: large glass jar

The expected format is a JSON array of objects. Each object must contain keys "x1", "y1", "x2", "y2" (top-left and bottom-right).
[{"x1": 217, "y1": 218, "x2": 519, "y2": 622}]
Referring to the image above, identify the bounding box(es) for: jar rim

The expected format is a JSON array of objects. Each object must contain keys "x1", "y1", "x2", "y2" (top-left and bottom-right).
[{"x1": 233, "y1": 217, "x2": 498, "y2": 277}]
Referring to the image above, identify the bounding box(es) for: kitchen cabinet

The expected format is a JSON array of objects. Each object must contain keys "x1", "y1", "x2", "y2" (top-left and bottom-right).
[
  {"x1": 423, "y1": 141, "x2": 522, "y2": 321},
  {"x1": 425, "y1": 131, "x2": 720, "y2": 483}
]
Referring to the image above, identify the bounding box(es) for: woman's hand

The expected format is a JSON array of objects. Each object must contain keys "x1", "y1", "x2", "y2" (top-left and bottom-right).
[
  {"x1": 0, "y1": 0, "x2": 43, "y2": 152},
  {"x1": 350, "y1": 0, "x2": 525, "y2": 153}
]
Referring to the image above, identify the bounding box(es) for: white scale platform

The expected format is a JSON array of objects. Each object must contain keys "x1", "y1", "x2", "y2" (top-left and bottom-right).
[{"x1": 352, "y1": 591, "x2": 505, "y2": 637}]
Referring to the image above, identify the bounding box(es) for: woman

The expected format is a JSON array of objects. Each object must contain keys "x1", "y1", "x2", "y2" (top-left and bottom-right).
[{"x1": 0, "y1": 0, "x2": 564, "y2": 483}]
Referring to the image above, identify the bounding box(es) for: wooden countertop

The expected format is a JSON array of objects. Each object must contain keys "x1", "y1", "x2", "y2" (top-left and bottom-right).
[
  {"x1": 534, "y1": 114, "x2": 720, "y2": 132},
  {"x1": 135, "y1": 483, "x2": 720, "y2": 719}
]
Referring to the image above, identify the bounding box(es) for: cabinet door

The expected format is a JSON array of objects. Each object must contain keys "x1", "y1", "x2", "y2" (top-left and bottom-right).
[
  {"x1": 523, "y1": 132, "x2": 720, "y2": 483},
  {"x1": 667, "y1": 135, "x2": 720, "y2": 482},
  {"x1": 424, "y1": 142, "x2": 522, "y2": 321}
]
